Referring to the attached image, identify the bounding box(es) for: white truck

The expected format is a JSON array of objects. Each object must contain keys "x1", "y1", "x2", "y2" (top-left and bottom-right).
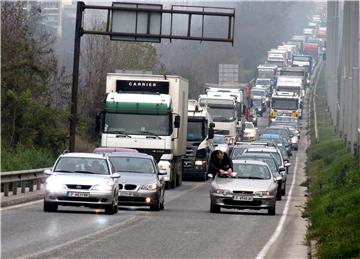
[
  {"x1": 270, "y1": 91, "x2": 302, "y2": 122},
  {"x1": 276, "y1": 75, "x2": 305, "y2": 102},
  {"x1": 198, "y1": 93, "x2": 238, "y2": 146},
  {"x1": 183, "y1": 100, "x2": 215, "y2": 181},
  {"x1": 97, "y1": 73, "x2": 188, "y2": 189}
]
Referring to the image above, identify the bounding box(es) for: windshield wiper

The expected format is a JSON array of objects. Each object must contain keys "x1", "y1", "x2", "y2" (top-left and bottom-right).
[
  {"x1": 105, "y1": 130, "x2": 132, "y2": 138},
  {"x1": 127, "y1": 131, "x2": 161, "y2": 139},
  {"x1": 54, "y1": 170, "x2": 75, "y2": 173}
]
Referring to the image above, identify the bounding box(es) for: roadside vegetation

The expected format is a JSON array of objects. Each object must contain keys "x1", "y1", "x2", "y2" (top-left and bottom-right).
[
  {"x1": 1, "y1": 2, "x2": 165, "y2": 171},
  {"x1": 305, "y1": 68, "x2": 360, "y2": 258}
]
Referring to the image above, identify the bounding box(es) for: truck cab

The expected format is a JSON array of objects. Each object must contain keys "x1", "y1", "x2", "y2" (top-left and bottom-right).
[{"x1": 183, "y1": 100, "x2": 215, "y2": 181}]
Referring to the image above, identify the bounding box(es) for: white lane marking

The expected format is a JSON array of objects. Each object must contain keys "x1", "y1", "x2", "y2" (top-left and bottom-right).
[
  {"x1": 0, "y1": 199, "x2": 42, "y2": 211},
  {"x1": 6, "y1": 182, "x2": 205, "y2": 258},
  {"x1": 165, "y1": 182, "x2": 204, "y2": 203},
  {"x1": 255, "y1": 154, "x2": 299, "y2": 259},
  {"x1": 16, "y1": 216, "x2": 138, "y2": 259}
]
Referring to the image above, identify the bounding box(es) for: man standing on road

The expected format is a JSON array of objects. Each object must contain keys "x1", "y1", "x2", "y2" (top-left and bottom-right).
[{"x1": 208, "y1": 149, "x2": 233, "y2": 179}]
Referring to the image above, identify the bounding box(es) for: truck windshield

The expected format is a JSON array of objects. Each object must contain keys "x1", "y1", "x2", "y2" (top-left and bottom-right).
[
  {"x1": 207, "y1": 107, "x2": 236, "y2": 122},
  {"x1": 187, "y1": 121, "x2": 205, "y2": 141},
  {"x1": 277, "y1": 87, "x2": 301, "y2": 95},
  {"x1": 256, "y1": 79, "x2": 271, "y2": 85},
  {"x1": 104, "y1": 113, "x2": 171, "y2": 136},
  {"x1": 257, "y1": 71, "x2": 274, "y2": 78},
  {"x1": 272, "y1": 99, "x2": 298, "y2": 110}
]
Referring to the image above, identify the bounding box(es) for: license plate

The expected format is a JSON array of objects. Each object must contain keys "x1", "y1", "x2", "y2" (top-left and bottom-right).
[
  {"x1": 119, "y1": 191, "x2": 134, "y2": 197},
  {"x1": 68, "y1": 192, "x2": 90, "y2": 198},
  {"x1": 234, "y1": 195, "x2": 253, "y2": 201}
]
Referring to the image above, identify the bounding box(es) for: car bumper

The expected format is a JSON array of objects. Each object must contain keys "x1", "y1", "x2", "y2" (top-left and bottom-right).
[
  {"x1": 118, "y1": 190, "x2": 160, "y2": 206},
  {"x1": 210, "y1": 193, "x2": 276, "y2": 210},
  {"x1": 44, "y1": 190, "x2": 115, "y2": 207}
]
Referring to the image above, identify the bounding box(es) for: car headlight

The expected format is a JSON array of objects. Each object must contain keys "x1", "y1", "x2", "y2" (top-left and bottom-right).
[
  {"x1": 254, "y1": 191, "x2": 274, "y2": 197},
  {"x1": 141, "y1": 183, "x2": 158, "y2": 191},
  {"x1": 46, "y1": 179, "x2": 67, "y2": 192},
  {"x1": 195, "y1": 160, "x2": 206, "y2": 166},
  {"x1": 215, "y1": 189, "x2": 232, "y2": 195},
  {"x1": 91, "y1": 182, "x2": 114, "y2": 192}
]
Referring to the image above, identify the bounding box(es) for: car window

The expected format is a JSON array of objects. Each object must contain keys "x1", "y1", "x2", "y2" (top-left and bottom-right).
[
  {"x1": 232, "y1": 164, "x2": 271, "y2": 179},
  {"x1": 54, "y1": 157, "x2": 110, "y2": 175},
  {"x1": 109, "y1": 157, "x2": 155, "y2": 174}
]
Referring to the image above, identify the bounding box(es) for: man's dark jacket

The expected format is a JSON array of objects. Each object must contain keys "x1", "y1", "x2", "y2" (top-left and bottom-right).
[{"x1": 208, "y1": 151, "x2": 233, "y2": 178}]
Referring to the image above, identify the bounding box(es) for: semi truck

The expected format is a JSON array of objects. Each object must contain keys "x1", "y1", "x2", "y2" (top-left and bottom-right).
[
  {"x1": 96, "y1": 73, "x2": 188, "y2": 189},
  {"x1": 183, "y1": 100, "x2": 214, "y2": 181},
  {"x1": 270, "y1": 91, "x2": 302, "y2": 122},
  {"x1": 198, "y1": 93, "x2": 238, "y2": 146}
]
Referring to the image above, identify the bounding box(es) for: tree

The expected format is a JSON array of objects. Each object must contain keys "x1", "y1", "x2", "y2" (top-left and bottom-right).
[
  {"x1": 1, "y1": 1, "x2": 68, "y2": 157},
  {"x1": 78, "y1": 20, "x2": 166, "y2": 138}
]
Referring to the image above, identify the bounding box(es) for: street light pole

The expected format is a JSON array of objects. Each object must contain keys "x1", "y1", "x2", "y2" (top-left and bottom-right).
[{"x1": 69, "y1": 1, "x2": 84, "y2": 152}]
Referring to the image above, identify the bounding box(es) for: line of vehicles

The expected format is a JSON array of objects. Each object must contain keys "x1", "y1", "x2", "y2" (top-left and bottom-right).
[{"x1": 42, "y1": 13, "x2": 325, "y2": 215}]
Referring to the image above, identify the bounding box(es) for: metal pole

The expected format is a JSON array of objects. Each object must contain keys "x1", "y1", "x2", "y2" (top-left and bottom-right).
[{"x1": 69, "y1": 1, "x2": 84, "y2": 152}]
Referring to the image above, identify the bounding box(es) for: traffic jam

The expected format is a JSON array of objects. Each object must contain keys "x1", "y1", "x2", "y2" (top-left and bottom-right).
[{"x1": 42, "y1": 14, "x2": 324, "y2": 217}]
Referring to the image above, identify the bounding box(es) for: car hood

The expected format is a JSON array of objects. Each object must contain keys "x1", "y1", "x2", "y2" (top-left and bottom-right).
[
  {"x1": 214, "y1": 178, "x2": 274, "y2": 192},
  {"x1": 50, "y1": 173, "x2": 111, "y2": 185},
  {"x1": 118, "y1": 172, "x2": 158, "y2": 185},
  {"x1": 244, "y1": 129, "x2": 256, "y2": 134}
]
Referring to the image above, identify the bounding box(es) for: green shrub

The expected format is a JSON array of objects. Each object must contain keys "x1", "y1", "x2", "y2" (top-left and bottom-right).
[
  {"x1": 306, "y1": 67, "x2": 360, "y2": 258},
  {"x1": 1, "y1": 145, "x2": 55, "y2": 171}
]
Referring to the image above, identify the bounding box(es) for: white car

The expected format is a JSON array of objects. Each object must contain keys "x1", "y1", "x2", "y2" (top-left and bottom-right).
[
  {"x1": 43, "y1": 153, "x2": 120, "y2": 214},
  {"x1": 242, "y1": 121, "x2": 258, "y2": 141}
]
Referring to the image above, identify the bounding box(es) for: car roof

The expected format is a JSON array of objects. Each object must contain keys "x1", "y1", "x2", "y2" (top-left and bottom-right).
[
  {"x1": 106, "y1": 152, "x2": 153, "y2": 159},
  {"x1": 93, "y1": 147, "x2": 138, "y2": 154},
  {"x1": 232, "y1": 159, "x2": 269, "y2": 167},
  {"x1": 246, "y1": 147, "x2": 278, "y2": 153},
  {"x1": 240, "y1": 153, "x2": 275, "y2": 159},
  {"x1": 60, "y1": 152, "x2": 106, "y2": 159}
]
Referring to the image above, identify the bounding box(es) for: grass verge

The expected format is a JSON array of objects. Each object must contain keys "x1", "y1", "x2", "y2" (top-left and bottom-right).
[{"x1": 304, "y1": 67, "x2": 360, "y2": 258}]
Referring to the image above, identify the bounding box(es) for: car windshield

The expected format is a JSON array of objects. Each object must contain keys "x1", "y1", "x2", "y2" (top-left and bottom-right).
[
  {"x1": 245, "y1": 123, "x2": 254, "y2": 129},
  {"x1": 213, "y1": 135, "x2": 226, "y2": 144},
  {"x1": 241, "y1": 157, "x2": 277, "y2": 172},
  {"x1": 231, "y1": 146, "x2": 251, "y2": 159},
  {"x1": 231, "y1": 164, "x2": 271, "y2": 179},
  {"x1": 109, "y1": 157, "x2": 155, "y2": 174},
  {"x1": 54, "y1": 157, "x2": 110, "y2": 175}
]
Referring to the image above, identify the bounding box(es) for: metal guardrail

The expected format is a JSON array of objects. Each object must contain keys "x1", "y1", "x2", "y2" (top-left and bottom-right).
[{"x1": 1, "y1": 168, "x2": 50, "y2": 197}]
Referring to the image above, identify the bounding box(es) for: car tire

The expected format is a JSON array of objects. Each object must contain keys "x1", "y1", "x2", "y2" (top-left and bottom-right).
[
  {"x1": 210, "y1": 202, "x2": 220, "y2": 213},
  {"x1": 281, "y1": 184, "x2": 286, "y2": 196},
  {"x1": 276, "y1": 192, "x2": 282, "y2": 200},
  {"x1": 43, "y1": 200, "x2": 58, "y2": 212},
  {"x1": 160, "y1": 201, "x2": 164, "y2": 210},
  {"x1": 268, "y1": 205, "x2": 276, "y2": 215},
  {"x1": 150, "y1": 202, "x2": 160, "y2": 211},
  {"x1": 105, "y1": 201, "x2": 116, "y2": 215}
]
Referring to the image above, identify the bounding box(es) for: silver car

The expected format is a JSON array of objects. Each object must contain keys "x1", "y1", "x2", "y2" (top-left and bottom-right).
[
  {"x1": 43, "y1": 153, "x2": 120, "y2": 214},
  {"x1": 107, "y1": 152, "x2": 166, "y2": 211},
  {"x1": 209, "y1": 160, "x2": 277, "y2": 215}
]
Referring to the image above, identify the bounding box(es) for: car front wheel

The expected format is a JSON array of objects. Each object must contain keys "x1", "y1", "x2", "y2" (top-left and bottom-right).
[
  {"x1": 43, "y1": 200, "x2": 58, "y2": 212},
  {"x1": 105, "y1": 200, "x2": 116, "y2": 215},
  {"x1": 210, "y1": 202, "x2": 220, "y2": 213},
  {"x1": 268, "y1": 205, "x2": 276, "y2": 215}
]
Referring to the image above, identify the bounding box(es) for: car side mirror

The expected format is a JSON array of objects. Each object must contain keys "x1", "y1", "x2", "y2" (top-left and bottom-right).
[
  {"x1": 110, "y1": 173, "x2": 121, "y2": 178},
  {"x1": 209, "y1": 122, "x2": 215, "y2": 128},
  {"x1": 44, "y1": 169, "x2": 53, "y2": 175},
  {"x1": 174, "y1": 115, "x2": 181, "y2": 128},
  {"x1": 208, "y1": 127, "x2": 214, "y2": 139},
  {"x1": 278, "y1": 166, "x2": 286, "y2": 172}
]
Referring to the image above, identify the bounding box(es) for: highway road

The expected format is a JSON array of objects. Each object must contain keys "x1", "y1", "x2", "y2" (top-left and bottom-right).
[{"x1": 1, "y1": 113, "x2": 309, "y2": 259}]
